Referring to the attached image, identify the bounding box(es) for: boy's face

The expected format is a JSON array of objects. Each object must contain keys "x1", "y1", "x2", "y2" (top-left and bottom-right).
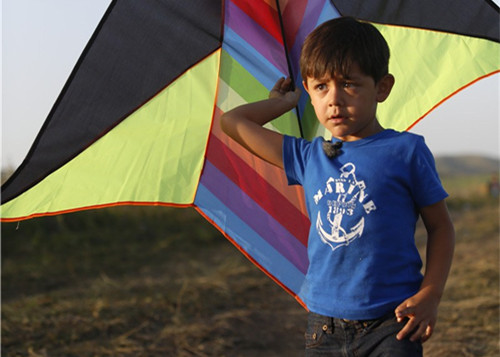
[{"x1": 303, "y1": 63, "x2": 394, "y2": 142}]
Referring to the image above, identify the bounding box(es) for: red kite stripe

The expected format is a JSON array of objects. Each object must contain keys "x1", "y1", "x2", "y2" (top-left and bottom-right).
[
  {"x1": 231, "y1": 0, "x2": 283, "y2": 44},
  {"x1": 205, "y1": 134, "x2": 310, "y2": 246},
  {"x1": 210, "y1": 107, "x2": 308, "y2": 214}
]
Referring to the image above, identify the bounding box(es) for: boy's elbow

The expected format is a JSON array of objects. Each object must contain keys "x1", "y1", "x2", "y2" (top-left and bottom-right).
[
  {"x1": 220, "y1": 113, "x2": 230, "y2": 135},
  {"x1": 220, "y1": 112, "x2": 239, "y2": 140}
]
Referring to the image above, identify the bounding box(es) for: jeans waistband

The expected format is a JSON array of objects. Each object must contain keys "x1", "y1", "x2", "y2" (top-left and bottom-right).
[{"x1": 309, "y1": 311, "x2": 395, "y2": 329}]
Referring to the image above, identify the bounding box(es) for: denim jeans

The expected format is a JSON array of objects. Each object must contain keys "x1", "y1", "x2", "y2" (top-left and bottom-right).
[{"x1": 305, "y1": 311, "x2": 422, "y2": 356}]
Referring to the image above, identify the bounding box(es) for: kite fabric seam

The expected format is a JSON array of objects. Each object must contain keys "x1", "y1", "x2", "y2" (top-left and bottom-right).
[
  {"x1": 485, "y1": 0, "x2": 500, "y2": 12},
  {"x1": 0, "y1": 201, "x2": 193, "y2": 223},
  {"x1": 190, "y1": 48, "x2": 224, "y2": 205}
]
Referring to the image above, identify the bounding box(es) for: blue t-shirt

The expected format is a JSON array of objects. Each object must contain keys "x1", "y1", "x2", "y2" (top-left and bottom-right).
[{"x1": 283, "y1": 129, "x2": 447, "y2": 320}]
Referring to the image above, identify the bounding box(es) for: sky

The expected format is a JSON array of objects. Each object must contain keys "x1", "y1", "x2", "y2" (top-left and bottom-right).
[{"x1": 1, "y1": 0, "x2": 499, "y2": 171}]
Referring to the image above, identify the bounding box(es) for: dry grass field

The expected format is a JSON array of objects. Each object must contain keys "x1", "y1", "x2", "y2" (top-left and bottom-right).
[
  {"x1": 415, "y1": 200, "x2": 499, "y2": 356},
  {"x1": 1, "y1": 164, "x2": 499, "y2": 356}
]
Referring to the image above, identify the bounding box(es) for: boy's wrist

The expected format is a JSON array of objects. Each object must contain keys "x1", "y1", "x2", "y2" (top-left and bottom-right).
[
  {"x1": 418, "y1": 283, "x2": 444, "y2": 303},
  {"x1": 267, "y1": 96, "x2": 297, "y2": 114}
]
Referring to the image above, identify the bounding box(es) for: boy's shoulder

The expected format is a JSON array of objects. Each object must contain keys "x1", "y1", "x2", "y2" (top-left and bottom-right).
[
  {"x1": 365, "y1": 130, "x2": 429, "y2": 159},
  {"x1": 380, "y1": 129, "x2": 424, "y2": 144},
  {"x1": 372, "y1": 128, "x2": 422, "y2": 140},
  {"x1": 383, "y1": 129, "x2": 429, "y2": 151}
]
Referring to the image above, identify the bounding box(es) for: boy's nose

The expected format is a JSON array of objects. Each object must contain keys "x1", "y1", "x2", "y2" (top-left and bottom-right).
[{"x1": 328, "y1": 86, "x2": 343, "y2": 107}]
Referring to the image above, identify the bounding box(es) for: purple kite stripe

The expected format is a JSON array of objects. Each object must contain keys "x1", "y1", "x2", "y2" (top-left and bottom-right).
[
  {"x1": 200, "y1": 161, "x2": 308, "y2": 274},
  {"x1": 289, "y1": 0, "x2": 330, "y2": 77},
  {"x1": 226, "y1": 0, "x2": 288, "y2": 75}
]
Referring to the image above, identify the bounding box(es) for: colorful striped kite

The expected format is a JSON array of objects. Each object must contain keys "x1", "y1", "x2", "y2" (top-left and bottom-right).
[{"x1": 2, "y1": 0, "x2": 499, "y2": 306}]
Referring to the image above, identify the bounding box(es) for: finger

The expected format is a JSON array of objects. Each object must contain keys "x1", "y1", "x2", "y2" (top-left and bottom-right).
[
  {"x1": 282, "y1": 76, "x2": 291, "y2": 86},
  {"x1": 420, "y1": 324, "x2": 434, "y2": 343},
  {"x1": 272, "y1": 77, "x2": 286, "y2": 91},
  {"x1": 394, "y1": 300, "x2": 410, "y2": 316},
  {"x1": 395, "y1": 307, "x2": 414, "y2": 323},
  {"x1": 410, "y1": 321, "x2": 428, "y2": 342},
  {"x1": 396, "y1": 317, "x2": 417, "y2": 341},
  {"x1": 280, "y1": 77, "x2": 294, "y2": 93}
]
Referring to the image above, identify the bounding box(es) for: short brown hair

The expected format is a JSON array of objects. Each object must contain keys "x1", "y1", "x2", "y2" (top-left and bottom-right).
[{"x1": 300, "y1": 17, "x2": 390, "y2": 83}]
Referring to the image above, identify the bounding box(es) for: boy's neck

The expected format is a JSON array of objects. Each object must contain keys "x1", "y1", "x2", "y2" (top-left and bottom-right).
[{"x1": 332, "y1": 118, "x2": 384, "y2": 142}]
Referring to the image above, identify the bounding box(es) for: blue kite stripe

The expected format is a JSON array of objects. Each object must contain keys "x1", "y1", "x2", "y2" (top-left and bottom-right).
[
  {"x1": 198, "y1": 160, "x2": 309, "y2": 274},
  {"x1": 226, "y1": 0, "x2": 287, "y2": 76},
  {"x1": 223, "y1": 27, "x2": 285, "y2": 90},
  {"x1": 195, "y1": 183, "x2": 306, "y2": 295},
  {"x1": 316, "y1": 0, "x2": 341, "y2": 28}
]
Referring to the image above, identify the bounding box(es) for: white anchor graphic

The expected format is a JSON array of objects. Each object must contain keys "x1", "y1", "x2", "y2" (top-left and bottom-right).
[{"x1": 315, "y1": 163, "x2": 368, "y2": 251}]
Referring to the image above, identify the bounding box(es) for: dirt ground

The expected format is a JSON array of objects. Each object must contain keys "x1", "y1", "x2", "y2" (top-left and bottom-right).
[
  {"x1": 2, "y1": 200, "x2": 499, "y2": 356},
  {"x1": 416, "y1": 202, "x2": 499, "y2": 357}
]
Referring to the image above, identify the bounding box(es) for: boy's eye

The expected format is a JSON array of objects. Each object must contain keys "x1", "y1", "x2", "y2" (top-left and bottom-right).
[
  {"x1": 342, "y1": 81, "x2": 355, "y2": 88},
  {"x1": 315, "y1": 83, "x2": 327, "y2": 91}
]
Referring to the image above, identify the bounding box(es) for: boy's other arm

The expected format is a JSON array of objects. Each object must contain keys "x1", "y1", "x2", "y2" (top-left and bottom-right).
[
  {"x1": 220, "y1": 78, "x2": 300, "y2": 169},
  {"x1": 395, "y1": 199, "x2": 455, "y2": 343}
]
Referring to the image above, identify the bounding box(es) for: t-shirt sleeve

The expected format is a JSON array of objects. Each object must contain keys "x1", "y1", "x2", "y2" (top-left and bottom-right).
[
  {"x1": 282, "y1": 135, "x2": 311, "y2": 186},
  {"x1": 410, "y1": 136, "x2": 448, "y2": 208}
]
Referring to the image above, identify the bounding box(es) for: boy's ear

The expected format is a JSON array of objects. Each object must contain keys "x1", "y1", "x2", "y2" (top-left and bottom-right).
[
  {"x1": 302, "y1": 80, "x2": 310, "y2": 94},
  {"x1": 376, "y1": 74, "x2": 395, "y2": 103}
]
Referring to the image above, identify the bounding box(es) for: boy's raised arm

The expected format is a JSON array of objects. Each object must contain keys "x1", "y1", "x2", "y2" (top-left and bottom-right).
[{"x1": 220, "y1": 77, "x2": 300, "y2": 169}]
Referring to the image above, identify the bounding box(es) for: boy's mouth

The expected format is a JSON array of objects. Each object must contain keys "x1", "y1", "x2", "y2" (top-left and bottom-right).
[{"x1": 328, "y1": 115, "x2": 347, "y2": 124}]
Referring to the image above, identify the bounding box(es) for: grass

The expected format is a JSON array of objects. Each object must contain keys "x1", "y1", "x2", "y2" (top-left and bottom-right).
[
  {"x1": 2, "y1": 207, "x2": 307, "y2": 356},
  {"x1": 2, "y1": 193, "x2": 499, "y2": 356},
  {"x1": 440, "y1": 173, "x2": 495, "y2": 198},
  {"x1": 414, "y1": 197, "x2": 499, "y2": 356}
]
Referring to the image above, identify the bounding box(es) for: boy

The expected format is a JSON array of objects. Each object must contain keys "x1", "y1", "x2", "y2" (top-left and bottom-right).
[{"x1": 220, "y1": 17, "x2": 454, "y2": 356}]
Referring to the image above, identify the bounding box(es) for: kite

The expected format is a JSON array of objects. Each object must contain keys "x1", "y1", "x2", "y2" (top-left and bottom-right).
[{"x1": 2, "y1": 0, "x2": 499, "y2": 306}]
